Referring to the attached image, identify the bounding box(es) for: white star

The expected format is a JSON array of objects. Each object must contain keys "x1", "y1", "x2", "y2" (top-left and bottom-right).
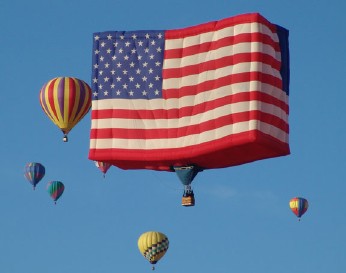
[
  {"x1": 129, "y1": 90, "x2": 134, "y2": 96},
  {"x1": 144, "y1": 48, "x2": 149, "y2": 53},
  {"x1": 129, "y1": 62, "x2": 135, "y2": 68},
  {"x1": 116, "y1": 62, "x2": 122, "y2": 68},
  {"x1": 118, "y1": 48, "x2": 124, "y2": 53},
  {"x1": 124, "y1": 55, "x2": 129, "y2": 60},
  {"x1": 104, "y1": 77, "x2": 109, "y2": 82},
  {"x1": 99, "y1": 56, "x2": 104, "y2": 62},
  {"x1": 94, "y1": 35, "x2": 100, "y2": 41},
  {"x1": 111, "y1": 69, "x2": 116, "y2": 75},
  {"x1": 151, "y1": 40, "x2": 156, "y2": 46},
  {"x1": 142, "y1": 90, "x2": 147, "y2": 96},
  {"x1": 156, "y1": 47, "x2": 162, "y2": 53},
  {"x1": 111, "y1": 84, "x2": 115, "y2": 88},
  {"x1": 132, "y1": 34, "x2": 137, "y2": 40},
  {"x1": 93, "y1": 78, "x2": 98, "y2": 83},
  {"x1": 157, "y1": 33, "x2": 163, "y2": 39},
  {"x1": 123, "y1": 83, "x2": 128, "y2": 89},
  {"x1": 149, "y1": 54, "x2": 154, "y2": 59},
  {"x1": 135, "y1": 83, "x2": 140, "y2": 89},
  {"x1": 138, "y1": 41, "x2": 143, "y2": 46},
  {"x1": 112, "y1": 55, "x2": 117, "y2": 61},
  {"x1": 131, "y1": 48, "x2": 136, "y2": 54},
  {"x1": 93, "y1": 91, "x2": 98, "y2": 96},
  {"x1": 94, "y1": 49, "x2": 100, "y2": 55},
  {"x1": 116, "y1": 76, "x2": 122, "y2": 82},
  {"x1": 145, "y1": 33, "x2": 150, "y2": 39},
  {"x1": 148, "y1": 68, "x2": 153, "y2": 74},
  {"x1": 101, "y1": 42, "x2": 106, "y2": 47},
  {"x1": 155, "y1": 75, "x2": 160, "y2": 81},
  {"x1": 129, "y1": 76, "x2": 134, "y2": 82},
  {"x1": 123, "y1": 70, "x2": 128, "y2": 75},
  {"x1": 148, "y1": 83, "x2": 154, "y2": 88},
  {"x1": 120, "y1": 35, "x2": 125, "y2": 40},
  {"x1": 125, "y1": 41, "x2": 131, "y2": 47},
  {"x1": 136, "y1": 69, "x2": 141, "y2": 74},
  {"x1": 93, "y1": 64, "x2": 99, "y2": 69},
  {"x1": 113, "y1": 42, "x2": 118, "y2": 47},
  {"x1": 116, "y1": 90, "x2": 121, "y2": 95},
  {"x1": 106, "y1": 48, "x2": 112, "y2": 54},
  {"x1": 142, "y1": 62, "x2": 148, "y2": 67},
  {"x1": 142, "y1": 76, "x2": 147, "y2": 82},
  {"x1": 104, "y1": 90, "x2": 109, "y2": 96},
  {"x1": 105, "y1": 62, "x2": 110, "y2": 68},
  {"x1": 155, "y1": 89, "x2": 160, "y2": 95},
  {"x1": 99, "y1": 70, "x2": 103, "y2": 75},
  {"x1": 155, "y1": 61, "x2": 161, "y2": 66},
  {"x1": 137, "y1": 55, "x2": 142, "y2": 60},
  {"x1": 107, "y1": 34, "x2": 112, "y2": 40},
  {"x1": 98, "y1": 84, "x2": 103, "y2": 89}
]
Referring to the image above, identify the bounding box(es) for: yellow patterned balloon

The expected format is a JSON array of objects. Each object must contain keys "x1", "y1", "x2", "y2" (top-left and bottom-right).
[{"x1": 138, "y1": 231, "x2": 169, "y2": 270}]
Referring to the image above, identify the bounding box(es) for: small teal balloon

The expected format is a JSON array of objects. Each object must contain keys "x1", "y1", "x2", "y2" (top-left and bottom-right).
[{"x1": 47, "y1": 181, "x2": 65, "y2": 204}]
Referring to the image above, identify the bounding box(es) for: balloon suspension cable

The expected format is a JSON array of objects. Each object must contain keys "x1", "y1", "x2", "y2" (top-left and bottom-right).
[{"x1": 184, "y1": 184, "x2": 193, "y2": 194}]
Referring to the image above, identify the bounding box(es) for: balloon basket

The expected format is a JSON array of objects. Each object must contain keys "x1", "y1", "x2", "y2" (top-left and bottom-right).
[{"x1": 182, "y1": 195, "x2": 195, "y2": 207}]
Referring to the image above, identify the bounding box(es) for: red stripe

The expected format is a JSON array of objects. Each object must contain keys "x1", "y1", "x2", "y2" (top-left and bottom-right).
[
  {"x1": 68, "y1": 78, "x2": 76, "y2": 122},
  {"x1": 88, "y1": 130, "x2": 289, "y2": 171},
  {"x1": 165, "y1": 13, "x2": 277, "y2": 40},
  {"x1": 90, "y1": 110, "x2": 288, "y2": 139},
  {"x1": 163, "y1": 52, "x2": 281, "y2": 79},
  {"x1": 47, "y1": 78, "x2": 59, "y2": 121},
  {"x1": 165, "y1": 33, "x2": 281, "y2": 60},
  {"x1": 91, "y1": 91, "x2": 288, "y2": 120}
]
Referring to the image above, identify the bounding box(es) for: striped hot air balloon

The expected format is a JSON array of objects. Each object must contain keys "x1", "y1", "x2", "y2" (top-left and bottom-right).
[
  {"x1": 289, "y1": 197, "x2": 309, "y2": 221},
  {"x1": 138, "y1": 231, "x2": 169, "y2": 270},
  {"x1": 24, "y1": 162, "x2": 45, "y2": 190},
  {"x1": 39, "y1": 77, "x2": 92, "y2": 142},
  {"x1": 47, "y1": 181, "x2": 65, "y2": 204}
]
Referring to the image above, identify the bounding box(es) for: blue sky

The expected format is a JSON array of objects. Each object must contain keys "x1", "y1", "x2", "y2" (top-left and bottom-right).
[{"x1": 1, "y1": 0, "x2": 346, "y2": 272}]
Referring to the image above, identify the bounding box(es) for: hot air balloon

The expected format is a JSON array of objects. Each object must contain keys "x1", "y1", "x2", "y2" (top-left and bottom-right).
[
  {"x1": 47, "y1": 181, "x2": 65, "y2": 204},
  {"x1": 24, "y1": 162, "x2": 45, "y2": 190},
  {"x1": 289, "y1": 197, "x2": 308, "y2": 221},
  {"x1": 88, "y1": 13, "x2": 290, "y2": 206},
  {"x1": 95, "y1": 161, "x2": 112, "y2": 178},
  {"x1": 39, "y1": 77, "x2": 92, "y2": 142},
  {"x1": 174, "y1": 165, "x2": 202, "y2": 207},
  {"x1": 138, "y1": 231, "x2": 169, "y2": 270}
]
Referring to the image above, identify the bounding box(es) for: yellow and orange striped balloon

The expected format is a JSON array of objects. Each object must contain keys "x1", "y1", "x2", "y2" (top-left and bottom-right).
[{"x1": 39, "y1": 77, "x2": 92, "y2": 141}]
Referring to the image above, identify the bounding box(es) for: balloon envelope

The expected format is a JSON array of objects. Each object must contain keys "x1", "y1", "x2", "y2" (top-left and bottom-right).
[
  {"x1": 95, "y1": 161, "x2": 112, "y2": 176},
  {"x1": 24, "y1": 162, "x2": 45, "y2": 189},
  {"x1": 138, "y1": 231, "x2": 169, "y2": 266},
  {"x1": 39, "y1": 77, "x2": 92, "y2": 141},
  {"x1": 47, "y1": 181, "x2": 65, "y2": 203},
  {"x1": 289, "y1": 197, "x2": 308, "y2": 219}
]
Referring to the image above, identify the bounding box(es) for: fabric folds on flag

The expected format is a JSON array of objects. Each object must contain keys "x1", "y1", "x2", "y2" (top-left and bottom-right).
[{"x1": 89, "y1": 13, "x2": 290, "y2": 171}]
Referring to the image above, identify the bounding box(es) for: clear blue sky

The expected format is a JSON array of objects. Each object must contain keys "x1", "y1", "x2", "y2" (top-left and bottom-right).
[{"x1": 1, "y1": 1, "x2": 346, "y2": 272}]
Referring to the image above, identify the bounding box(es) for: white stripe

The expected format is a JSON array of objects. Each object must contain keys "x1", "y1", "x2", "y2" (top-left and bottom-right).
[
  {"x1": 90, "y1": 120, "x2": 288, "y2": 150},
  {"x1": 163, "y1": 61, "x2": 282, "y2": 90},
  {"x1": 91, "y1": 101, "x2": 288, "y2": 130},
  {"x1": 165, "y1": 22, "x2": 279, "y2": 50},
  {"x1": 164, "y1": 42, "x2": 280, "y2": 69},
  {"x1": 92, "y1": 81, "x2": 288, "y2": 111}
]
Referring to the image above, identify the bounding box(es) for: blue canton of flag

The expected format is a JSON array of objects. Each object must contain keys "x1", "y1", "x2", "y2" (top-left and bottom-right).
[{"x1": 92, "y1": 31, "x2": 165, "y2": 100}]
